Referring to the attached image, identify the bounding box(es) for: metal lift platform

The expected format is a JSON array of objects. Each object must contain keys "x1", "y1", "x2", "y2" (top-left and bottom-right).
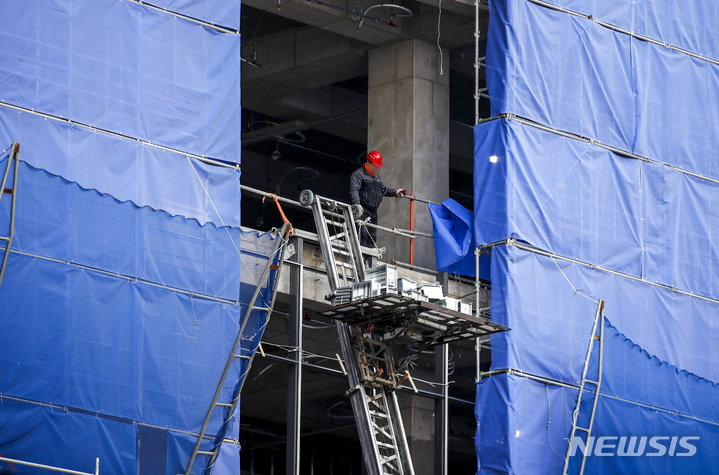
[{"x1": 317, "y1": 293, "x2": 509, "y2": 346}]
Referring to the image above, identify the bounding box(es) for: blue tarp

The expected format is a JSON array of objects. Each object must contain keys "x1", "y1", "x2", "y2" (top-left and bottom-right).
[
  {"x1": 1, "y1": 0, "x2": 244, "y2": 473},
  {"x1": 477, "y1": 315, "x2": 719, "y2": 474},
  {"x1": 428, "y1": 198, "x2": 478, "y2": 277},
  {"x1": 0, "y1": 399, "x2": 138, "y2": 475},
  {"x1": 1, "y1": 159, "x2": 241, "y2": 301},
  {"x1": 146, "y1": 0, "x2": 241, "y2": 30},
  {"x1": 488, "y1": 244, "x2": 719, "y2": 395},
  {"x1": 537, "y1": 0, "x2": 719, "y2": 61},
  {"x1": 0, "y1": 107, "x2": 241, "y2": 227},
  {"x1": 474, "y1": 118, "x2": 719, "y2": 302},
  {"x1": 475, "y1": 0, "x2": 719, "y2": 472},
  {"x1": 486, "y1": 0, "x2": 719, "y2": 179},
  {"x1": 0, "y1": 0, "x2": 241, "y2": 164},
  {"x1": 0, "y1": 161, "x2": 263, "y2": 472}
]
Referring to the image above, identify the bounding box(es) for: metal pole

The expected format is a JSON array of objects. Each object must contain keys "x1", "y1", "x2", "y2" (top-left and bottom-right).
[
  {"x1": 0, "y1": 142, "x2": 19, "y2": 288},
  {"x1": 475, "y1": 247, "x2": 481, "y2": 381},
  {"x1": 409, "y1": 193, "x2": 415, "y2": 265},
  {"x1": 435, "y1": 272, "x2": 449, "y2": 475},
  {"x1": 0, "y1": 456, "x2": 96, "y2": 475},
  {"x1": 242, "y1": 109, "x2": 368, "y2": 146},
  {"x1": 286, "y1": 236, "x2": 303, "y2": 475},
  {"x1": 435, "y1": 345, "x2": 449, "y2": 475},
  {"x1": 474, "y1": 0, "x2": 480, "y2": 125},
  {"x1": 184, "y1": 224, "x2": 290, "y2": 474}
]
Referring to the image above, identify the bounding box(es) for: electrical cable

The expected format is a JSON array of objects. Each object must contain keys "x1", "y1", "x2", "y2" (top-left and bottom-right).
[{"x1": 437, "y1": 0, "x2": 443, "y2": 75}]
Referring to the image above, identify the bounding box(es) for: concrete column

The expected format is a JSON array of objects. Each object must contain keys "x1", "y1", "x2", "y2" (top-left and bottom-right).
[
  {"x1": 397, "y1": 392, "x2": 436, "y2": 475},
  {"x1": 368, "y1": 39, "x2": 450, "y2": 270}
]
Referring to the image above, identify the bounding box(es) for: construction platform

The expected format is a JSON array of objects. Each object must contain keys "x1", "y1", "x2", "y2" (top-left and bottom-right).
[{"x1": 317, "y1": 293, "x2": 509, "y2": 345}]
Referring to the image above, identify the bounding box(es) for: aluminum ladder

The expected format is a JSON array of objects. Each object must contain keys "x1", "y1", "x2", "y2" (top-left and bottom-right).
[
  {"x1": 562, "y1": 298, "x2": 605, "y2": 475},
  {"x1": 0, "y1": 142, "x2": 20, "y2": 289},
  {"x1": 300, "y1": 189, "x2": 415, "y2": 475},
  {"x1": 183, "y1": 223, "x2": 293, "y2": 475}
]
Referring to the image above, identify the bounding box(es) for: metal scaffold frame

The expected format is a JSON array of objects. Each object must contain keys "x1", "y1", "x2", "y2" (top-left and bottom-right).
[
  {"x1": 0, "y1": 141, "x2": 20, "y2": 289},
  {"x1": 295, "y1": 190, "x2": 507, "y2": 475},
  {"x1": 563, "y1": 299, "x2": 605, "y2": 475},
  {"x1": 183, "y1": 222, "x2": 293, "y2": 475}
]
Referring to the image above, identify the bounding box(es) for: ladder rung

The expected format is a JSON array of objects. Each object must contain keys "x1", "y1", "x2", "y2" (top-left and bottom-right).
[
  {"x1": 215, "y1": 402, "x2": 233, "y2": 407},
  {"x1": 252, "y1": 306, "x2": 270, "y2": 312},
  {"x1": 584, "y1": 379, "x2": 599, "y2": 385},
  {"x1": 0, "y1": 236, "x2": 8, "y2": 241},
  {"x1": 575, "y1": 426, "x2": 590, "y2": 432},
  {"x1": 234, "y1": 354, "x2": 251, "y2": 359},
  {"x1": 369, "y1": 410, "x2": 388, "y2": 418},
  {"x1": 197, "y1": 450, "x2": 216, "y2": 456},
  {"x1": 376, "y1": 441, "x2": 397, "y2": 449}
]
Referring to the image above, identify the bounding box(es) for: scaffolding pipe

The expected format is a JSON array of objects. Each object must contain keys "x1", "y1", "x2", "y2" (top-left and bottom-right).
[
  {"x1": 0, "y1": 456, "x2": 99, "y2": 475},
  {"x1": 474, "y1": 0, "x2": 480, "y2": 125},
  {"x1": 409, "y1": 193, "x2": 415, "y2": 265},
  {"x1": 241, "y1": 109, "x2": 367, "y2": 146},
  {"x1": 241, "y1": 184, "x2": 434, "y2": 239}
]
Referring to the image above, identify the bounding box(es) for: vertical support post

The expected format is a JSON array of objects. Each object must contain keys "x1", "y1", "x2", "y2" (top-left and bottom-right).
[
  {"x1": 474, "y1": 0, "x2": 480, "y2": 125},
  {"x1": 286, "y1": 237, "x2": 304, "y2": 475},
  {"x1": 95, "y1": 457, "x2": 99, "y2": 475},
  {"x1": 409, "y1": 194, "x2": 415, "y2": 266},
  {"x1": 0, "y1": 142, "x2": 20, "y2": 289},
  {"x1": 434, "y1": 346, "x2": 449, "y2": 475},
  {"x1": 435, "y1": 272, "x2": 449, "y2": 475},
  {"x1": 475, "y1": 247, "x2": 481, "y2": 382}
]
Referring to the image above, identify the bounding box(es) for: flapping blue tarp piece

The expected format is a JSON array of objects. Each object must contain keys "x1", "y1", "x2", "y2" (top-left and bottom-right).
[
  {"x1": 0, "y1": 0, "x2": 241, "y2": 163},
  {"x1": 536, "y1": 0, "x2": 719, "y2": 61},
  {"x1": 0, "y1": 399, "x2": 137, "y2": 475},
  {"x1": 486, "y1": 0, "x2": 719, "y2": 178},
  {"x1": 0, "y1": 107, "x2": 241, "y2": 227},
  {"x1": 474, "y1": 119, "x2": 719, "y2": 301},
  {"x1": 488, "y1": 244, "x2": 719, "y2": 386},
  {"x1": 429, "y1": 198, "x2": 479, "y2": 277},
  {"x1": 146, "y1": 0, "x2": 241, "y2": 30}
]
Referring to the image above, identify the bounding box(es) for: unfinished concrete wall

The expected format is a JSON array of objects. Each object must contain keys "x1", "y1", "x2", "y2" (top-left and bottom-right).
[{"x1": 368, "y1": 39, "x2": 450, "y2": 270}]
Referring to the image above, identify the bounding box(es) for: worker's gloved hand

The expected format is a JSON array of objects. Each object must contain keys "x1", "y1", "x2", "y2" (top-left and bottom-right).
[
  {"x1": 397, "y1": 189, "x2": 408, "y2": 197},
  {"x1": 351, "y1": 204, "x2": 364, "y2": 220}
]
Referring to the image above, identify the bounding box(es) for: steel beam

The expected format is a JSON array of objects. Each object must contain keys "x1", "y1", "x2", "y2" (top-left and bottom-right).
[{"x1": 286, "y1": 236, "x2": 303, "y2": 475}]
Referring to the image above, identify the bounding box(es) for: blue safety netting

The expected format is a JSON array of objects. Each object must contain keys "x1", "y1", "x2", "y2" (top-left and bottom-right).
[
  {"x1": 0, "y1": 108, "x2": 241, "y2": 227},
  {"x1": 0, "y1": 399, "x2": 138, "y2": 474},
  {"x1": 0, "y1": 158, "x2": 275, "y2": 474},
  {"x1": 1, "y1": 0, "x2": 247, "y2": 473},
  {"x1": 474, "y1": 118, "x2": 719, "y2": 301},
  {"x1": 486, "y1": 0, "x2": 719, "y2": 179},
  {"x1": 535, "y1": 0, "x2": 719, "y2": 61},
  {"x1": 477, "y1": 316, "x2": 719, "y2": 475},
  {"x1": 474, "y1": 0, "x2": 719, "y2": 473},
  {"x1": 146, "y1": 0, "x2": 241, "y2": 30},
  {"x1": 0, "y1": 0, "x2": 241, "y2": 164}
]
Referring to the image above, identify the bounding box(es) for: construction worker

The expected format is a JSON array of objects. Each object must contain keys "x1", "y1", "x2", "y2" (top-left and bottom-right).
[{"x1": 350, "y1": 150, "x2": 407, "y2": 248}]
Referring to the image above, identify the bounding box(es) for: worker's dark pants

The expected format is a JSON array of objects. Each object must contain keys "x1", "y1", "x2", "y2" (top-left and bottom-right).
[{"x1": 359, "y1": 209, "x2": 378, "y2": 248}]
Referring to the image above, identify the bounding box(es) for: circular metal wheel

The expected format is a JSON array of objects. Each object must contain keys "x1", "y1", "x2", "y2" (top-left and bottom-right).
[
  {"x1": 299, "y1": 189, "x2": 315, "y2": 207},
  {"x1": 351, "y1": 204, "x2": 364, "y2": 220}
]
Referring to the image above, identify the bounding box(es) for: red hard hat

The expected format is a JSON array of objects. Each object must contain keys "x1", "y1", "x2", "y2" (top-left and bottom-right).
[{"x1": 366, "y1": 150, "x2": 383, "y2": 166}]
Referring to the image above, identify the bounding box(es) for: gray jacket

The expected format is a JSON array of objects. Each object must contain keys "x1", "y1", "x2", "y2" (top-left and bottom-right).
[{"x1": 349, "y1": 166, "x2": 396, "y2": 212}]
